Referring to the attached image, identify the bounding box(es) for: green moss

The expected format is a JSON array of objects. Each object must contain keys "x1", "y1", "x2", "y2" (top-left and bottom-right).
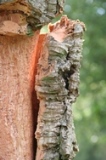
[{"x1": 26, "y1": 25, "x2": 34, "y2": 36}]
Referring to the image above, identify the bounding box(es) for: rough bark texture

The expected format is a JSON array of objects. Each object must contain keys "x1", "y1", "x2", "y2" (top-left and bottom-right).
[
  {"x1": 0, "y1": 0, "x2": 64, "y2": 35},
  {"x1": 35, "y1": 16, "x2": 85, "y2": 160},
  {"x1": 0, "y1": 0, "x2": 64, "y2": 159}
]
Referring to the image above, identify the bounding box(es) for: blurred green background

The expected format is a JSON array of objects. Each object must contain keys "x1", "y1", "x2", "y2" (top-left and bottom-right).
[
  {"x1": 41, "y1": 0, "x2": 106, "y2": 159},
  {"x1": 64, "y1": 0, "x2": 106, "y2": 160}
]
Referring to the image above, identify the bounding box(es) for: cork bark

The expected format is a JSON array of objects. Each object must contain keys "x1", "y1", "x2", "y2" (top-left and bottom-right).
[
  {"x1": 35, "y1": 16, "x2": 85, "y2": 160},
  {"x1": 0, "y1": 0, "x2": 64, "y2": 35},
  {"x1": 0, "y1": 0, "x2": 64, "y2": 159}
]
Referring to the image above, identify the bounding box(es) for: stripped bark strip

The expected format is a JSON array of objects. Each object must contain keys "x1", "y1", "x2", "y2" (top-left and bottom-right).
[{"x1": 35, "y1": 16, "x2": 85, "y2": 160}]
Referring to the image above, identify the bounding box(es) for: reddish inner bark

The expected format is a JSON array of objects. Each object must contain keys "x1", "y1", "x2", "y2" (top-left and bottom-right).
[
  {"x1": 31, "y1": 34, "x2": 46, "y2": 158},
  {"x1": 0, "y1": 32, "x2": 42, "y2": 160}
]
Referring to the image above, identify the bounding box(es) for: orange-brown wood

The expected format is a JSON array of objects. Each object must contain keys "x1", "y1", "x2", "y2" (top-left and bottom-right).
[{"x1": 0, "y1": 32, "x2": 41, "y2": 160}]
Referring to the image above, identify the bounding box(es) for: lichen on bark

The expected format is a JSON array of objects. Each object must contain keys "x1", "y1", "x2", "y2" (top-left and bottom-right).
[{"x1": 35, "y1": 16, "x2": 85, "y2": 160}]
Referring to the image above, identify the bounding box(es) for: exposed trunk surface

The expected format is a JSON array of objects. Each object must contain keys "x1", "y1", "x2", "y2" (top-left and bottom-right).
[{"x1": 0, "y1": 32, "x2": 40, "y2": 160}]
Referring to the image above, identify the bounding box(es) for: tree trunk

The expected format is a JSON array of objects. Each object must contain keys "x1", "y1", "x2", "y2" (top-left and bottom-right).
[
  {"x1": 0, "y1": 1, "x2": 85, "y2": 160},
  {"x1": 0, "y1": 0, "x2": 64, "y2": 159}
]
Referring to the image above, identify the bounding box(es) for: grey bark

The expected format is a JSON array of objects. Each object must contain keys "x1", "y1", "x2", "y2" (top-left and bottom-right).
[{"x1": 35, "y1": 16, "x2": 85, "y2": 160}]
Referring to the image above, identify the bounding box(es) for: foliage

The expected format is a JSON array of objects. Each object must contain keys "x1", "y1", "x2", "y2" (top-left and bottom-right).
[{"x1": 64, "y1": 0, "x2": 106, "y2": 160}]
